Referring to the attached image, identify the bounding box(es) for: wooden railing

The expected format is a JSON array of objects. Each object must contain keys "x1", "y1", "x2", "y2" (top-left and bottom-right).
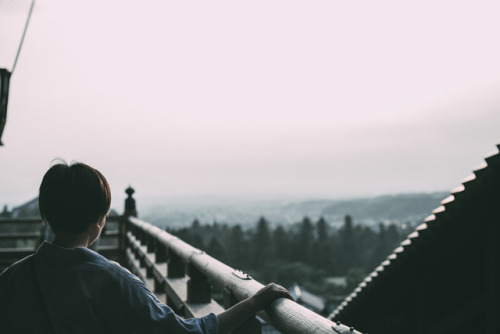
[
  {"x1": 0, "y1": 218, "x2": 43, "y2": 270},
  {"x1": 0, "y1": 188, "x2": 363, "y2": 334},
  {"x1": 0, "y1": 216, "x2": 122, "y2": 270},
  {"x1": 124, "y1": 215, "x2": 361, "y2": 334}
]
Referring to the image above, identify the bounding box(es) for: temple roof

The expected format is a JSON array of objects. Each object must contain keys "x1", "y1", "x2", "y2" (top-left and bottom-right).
[{"x1": 329, "y1": 143, "x2": 500, "y2": 321}]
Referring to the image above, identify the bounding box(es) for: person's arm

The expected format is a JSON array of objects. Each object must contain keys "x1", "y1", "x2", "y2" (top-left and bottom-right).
[{"x1": 217, "y1": 283, "x2": 293, "y2": 334}]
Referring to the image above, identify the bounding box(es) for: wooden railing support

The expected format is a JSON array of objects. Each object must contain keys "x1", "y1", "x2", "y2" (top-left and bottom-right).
[
  {"x1": 167, "y1": 248, "x2": 185, "y2": 278},
  {"x1": 155, "y1": 243, "x2": 167, "y2": 263},
  {"x1": 187, "y1": 262, "x2": 211, "y2": 304},
  {"x1": 146, "y1": 234, "x2": 155, "y2": 253},
  {"x1": 121, "y1": 192, "x2": 362, "y2": 334},
  {"x1": 124, "y1": 186, "x2": 137, "y2": 218},
  {"x1": 125, "y1": 216, "x2": 361, "y2": 333},
  {"x1": 119, "y1": 186, "x2": 138, "y2": 267}
]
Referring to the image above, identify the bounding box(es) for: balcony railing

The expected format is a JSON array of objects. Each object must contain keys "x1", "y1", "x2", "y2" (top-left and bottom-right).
[
  {"x1": 0, "y1": 189, "x2": 363, "y2": 334},
  {"x1": 0, "y1": 218, "x2": 43, "y2": 268}
]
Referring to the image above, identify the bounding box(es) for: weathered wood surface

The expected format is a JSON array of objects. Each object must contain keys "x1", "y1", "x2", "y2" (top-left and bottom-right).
[
  {"x1": 128, "y1": 217, "x2": 363, "y2": 334},
  {"x1": 126, "y1": 233, "x2": 225, "y2": 318}
]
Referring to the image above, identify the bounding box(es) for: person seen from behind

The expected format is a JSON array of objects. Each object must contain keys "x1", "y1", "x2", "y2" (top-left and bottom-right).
[{"x1": 0, "y1": 159, "x2": 292, "y2": 333}]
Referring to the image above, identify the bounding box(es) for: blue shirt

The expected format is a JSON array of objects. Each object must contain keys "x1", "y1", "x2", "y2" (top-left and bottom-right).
[{"x1": 0, "y1": 242, "x2": 218, "y2": 334}]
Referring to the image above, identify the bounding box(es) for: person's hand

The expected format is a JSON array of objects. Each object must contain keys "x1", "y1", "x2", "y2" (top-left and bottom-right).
[
  {"x1": 217, "y1": 283, "x2": 294, "y2": 333},
  {"x1": 249, "y1": 283, "x2": 294, "y2": 312}
]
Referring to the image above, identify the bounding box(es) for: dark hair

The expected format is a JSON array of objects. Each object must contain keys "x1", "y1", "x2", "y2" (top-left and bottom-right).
[{"x1": 39, "y1": 160, "x2": 111, "y2": 234}]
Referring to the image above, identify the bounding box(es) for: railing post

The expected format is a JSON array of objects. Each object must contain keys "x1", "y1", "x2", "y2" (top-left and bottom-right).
[
  {"x1": 124, "y1": 186, "x2": 138, "y2": 218},
  {"x1": 166, "y1": 248, "x2": 185, "y2": 313},
  {"x1": 154, "y1": 243, "x2": 167, "y2": 294},
  {"x1": 224, "y1": 289, "x2": 262, "y2": 334},
  {"x1": 187, "y1": 262, "x2": 211, "y2": 304},
  {"x1": 156, "y1": 243, "x2": 167, "y2": 264},
  {"x1": 120, "y1": 186, "x2": 137, "y2": 267},
  {"x1": 167, "y1": 248, "x2": 185, "y2": 278},
  {"x1": 146, "y1": 234, "x2": 155, "y2": 253}
]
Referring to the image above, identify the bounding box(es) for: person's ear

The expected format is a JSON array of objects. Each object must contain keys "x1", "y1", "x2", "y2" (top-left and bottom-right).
[
  {"x1": 95, "y1": 220, "x2": 102, "y2": 230},
  {"x1": 96, "y1": 216, "x2": 106, "y2": 230}
]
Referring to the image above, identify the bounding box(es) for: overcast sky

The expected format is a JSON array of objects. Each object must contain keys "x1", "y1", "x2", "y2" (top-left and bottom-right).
[{"x1": 1, "y1": 0, "x2": 499, "y2": 210}]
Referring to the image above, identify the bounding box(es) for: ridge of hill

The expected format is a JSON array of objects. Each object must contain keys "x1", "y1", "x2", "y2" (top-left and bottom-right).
[
  {"x1": 3, "y1": 191, "x2": 448, "y2": 228},
  {"x1": 142, "y1": 191, "x2": 448, "y2": 228},
  {"x1": 320, "y1": 192, "x2": 448, "y2": 224}
]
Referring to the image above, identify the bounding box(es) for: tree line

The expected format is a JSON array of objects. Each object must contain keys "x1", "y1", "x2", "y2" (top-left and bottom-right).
[{"x1": 167, "y1": 215, "x2": 407, "y2": 296}]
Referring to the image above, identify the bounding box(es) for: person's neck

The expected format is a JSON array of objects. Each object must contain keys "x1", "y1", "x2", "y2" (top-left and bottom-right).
[{"x1": 52, "y1": 233, "x2": 91, "y2": 248}]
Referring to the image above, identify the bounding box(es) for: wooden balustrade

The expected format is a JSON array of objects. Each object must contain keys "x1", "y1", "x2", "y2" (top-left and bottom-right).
[
  {"x1": 0, "y1": 216, "x2": 122, "y2": 269},
  {"x1": 0, "y1": 218, "x2": 44, "y2": 270},
  {"x1": 124, "y1": 215, "x2": 362, "y2": 334}
]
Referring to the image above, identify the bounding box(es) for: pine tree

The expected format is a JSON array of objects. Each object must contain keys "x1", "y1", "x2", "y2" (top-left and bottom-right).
[
  {"x1": 251, "y1": 217, "x2": 271, "y2": 268},
  {"x1": 313, "y1": 217, "x2": 333, "y2": 272},
  {"x1": 206, "y1": 236, "x2": 226, "y2": 262},
  {"x1": 225, "y1": 225, "x2": 248, "y2": 268},
  {"x1": 291, "y1": 217, "x2": 314, "y2": 264},
  {"x1": 272, "y1": 225, "x2": 290, "y2": 261},
  {"x1": 337, "y1": 214, "x2": 357, "y2": 274}
]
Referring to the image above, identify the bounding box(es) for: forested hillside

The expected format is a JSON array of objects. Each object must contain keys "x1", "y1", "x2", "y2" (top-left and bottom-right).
[{"x1": 168, "y1": 215, "x2": 408, "y2": 300}]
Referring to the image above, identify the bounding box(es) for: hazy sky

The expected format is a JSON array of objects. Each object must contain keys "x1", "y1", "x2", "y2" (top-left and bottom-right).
[{"x1": 1, "y1": 0, "x2": 500, "y2": 210}]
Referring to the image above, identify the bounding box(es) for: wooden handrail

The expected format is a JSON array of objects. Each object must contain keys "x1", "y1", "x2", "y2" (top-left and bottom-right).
[{"x1": 127, "y1": 216, "x2": 362, "y2": 334}]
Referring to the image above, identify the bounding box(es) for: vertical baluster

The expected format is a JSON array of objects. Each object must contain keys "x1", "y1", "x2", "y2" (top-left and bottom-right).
[
  {"x1": 132, "y1": 229, "x2": 140, "y2": 258},
  {"x1": 139, "y1": 229, "x2": 147, "y2": 246},
  {"x1": 146, "y1": 262, "x2": 153, "y2": 278},
  {"x1": 166, "y1": 249, "x2": 185, "y2": 314},
  {"x1": 156, "y1": 243, "x2": 167, "y2": 263},
  {"x1": 147, "y1": 234, "x2": 155, "y2": 253},
  {"x1": 154, "y1": 242, "x2": 167, "y2": 293},
  {"x1": 137, "y1": 228, "x2": 146, "y2": 269},
  {"x1": 167, "y1": 249, "x2": 184, "y2": 278},
  {"x1": 145, "y1": 236, "x2": 155, "y2": 279},
  {"x1": 139, "y1": 249, "x2": 147, "y2": 269},
  {"x1": 186, "y1": 263, "x2": 211, "y2": 304}
]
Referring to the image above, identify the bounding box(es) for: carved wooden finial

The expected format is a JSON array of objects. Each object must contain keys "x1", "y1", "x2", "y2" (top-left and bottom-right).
[
  {"x1": 125, "y1": 186, "x2": 135, "y2": 197},
  {"x1": 124, "y1": 186, "x2": 137, "y2": 217}
]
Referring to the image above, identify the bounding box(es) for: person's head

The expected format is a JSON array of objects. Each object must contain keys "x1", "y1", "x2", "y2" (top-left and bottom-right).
[{"x1": 39, "y1": 159, "x2": 111, "y2": 235}]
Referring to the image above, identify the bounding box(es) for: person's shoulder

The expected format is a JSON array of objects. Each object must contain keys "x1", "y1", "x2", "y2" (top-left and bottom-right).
[
  {"x1": 0, "y1": 255, "x2": 33, "y2": 290},
  {"x1": 79, "y1": 248, "x2": 142, "y2": 285},
  {"x1": 0, "y1": 254, "x2": 34, "y2": 276}
]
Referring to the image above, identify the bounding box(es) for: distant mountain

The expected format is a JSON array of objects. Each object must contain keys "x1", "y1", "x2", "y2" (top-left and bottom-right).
[
  {"x1": 141, "y1": 192, "x2": 449, "y2": 228},
  {"x1": 10, "y1": 198, "x2": 40, "y2": 218},
  {"x1": 4, "y1": 191, "x2": 449, "y2": 227},
  {"x1": 321, "y1": 192, "x2": 448, "y2": 224}
]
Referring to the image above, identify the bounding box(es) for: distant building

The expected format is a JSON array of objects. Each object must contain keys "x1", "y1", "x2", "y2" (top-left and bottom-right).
[
  {"x1": 329, "y1": 145, "x2": 500, "y2": 334},
  {"x1": 289, "y1": 283, "x2": 326, "y2": 315}
]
